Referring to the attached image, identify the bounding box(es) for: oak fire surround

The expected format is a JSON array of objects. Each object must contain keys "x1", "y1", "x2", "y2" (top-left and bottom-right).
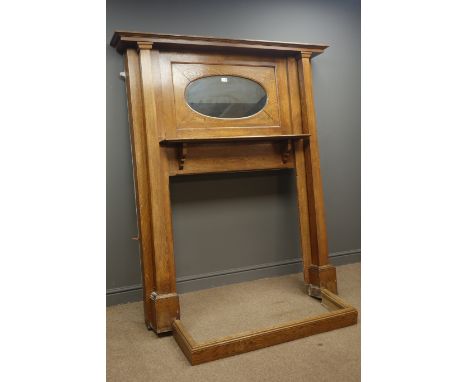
[{"x1": 110, "y1": 31, "x2": 358, "y2": 365}]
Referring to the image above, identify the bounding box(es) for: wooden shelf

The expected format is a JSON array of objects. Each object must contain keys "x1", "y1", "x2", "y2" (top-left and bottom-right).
[{"x1": 159, "y1": 134, "x2": 310, "y2": 145}]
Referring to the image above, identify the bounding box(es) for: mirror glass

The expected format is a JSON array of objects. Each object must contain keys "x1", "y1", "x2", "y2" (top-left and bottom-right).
[{"x1": 185, "y1": 76, "x2": 267, "y2": 118}]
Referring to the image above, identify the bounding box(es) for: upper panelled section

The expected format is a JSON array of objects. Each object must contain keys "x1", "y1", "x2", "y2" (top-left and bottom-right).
[
  {"x1": 174, "y1": 64, "x2": 278, "y2": 127},
  {"x1": 155, "y1": 51, "x2": 294, "y2": 139}
]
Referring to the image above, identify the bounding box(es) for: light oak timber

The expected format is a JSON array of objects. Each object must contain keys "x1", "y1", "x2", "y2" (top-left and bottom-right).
[
  {"x1": 111, "y1": 31, "x2": 356, "y2": 362},
  {"x1": 309, "y1": 265, "x2": 338, "y2": 296},
  {"x1": 281, "y1": 139, "x2": 293, "y2": 163},
  {"x1": 172, "y1": 288, "x2": 358, "y2": 365},
  {"x1": 152, "y1": 293, "x2": 180, "y2": 332},
  {"x1": 156, "y1": 50, "x2": 294, "y2": 141},
  {"x1": 138, "y1": 43, "x2": 180, "y2": 333},
  {"x1": 170, "y1": 61, "x2": 283, "y2": 131},
  {"x1": 157, "y1": 51, "x2": 292, "y2": 137},
  {"x1": 166, "y1": 141, "x2": 295, "y2": 176},
  {"x1": 159, "y1": 133, "x2": 310, "y2": 144},
  {"x1": 111, "y1": 31, "x2": 329, "y2": 56},
  {"x1": 286, "y1": 56, "x2": 314, "y2": 284},
  {"x1": 123, "y1": 49, "x2": 156, "y2": 329},
  {"x1": 296, "y1": 51, "x2": 337, "y2": 294}
]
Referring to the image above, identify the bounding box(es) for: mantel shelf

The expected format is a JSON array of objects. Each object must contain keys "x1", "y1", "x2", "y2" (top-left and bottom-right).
[{"x1": 159, "y1": 134, "x2": 310, "y2": 145}]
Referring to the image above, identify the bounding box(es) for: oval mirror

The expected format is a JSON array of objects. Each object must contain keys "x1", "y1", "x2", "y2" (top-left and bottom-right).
[{"x1": 185, "y1": 76, "x2": 267, "y2": 119}]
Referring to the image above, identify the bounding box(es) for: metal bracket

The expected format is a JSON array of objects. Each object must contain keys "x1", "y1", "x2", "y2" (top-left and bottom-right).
[
  {"x1": 150, "y1": 291, "x2": 158, "y2": 301},
  {"x1": 307, "y1": 284, "x2": 322, "y2": 299},
  {"x1": 150, "y1": 291, "x2": 179, "y2": 301}
]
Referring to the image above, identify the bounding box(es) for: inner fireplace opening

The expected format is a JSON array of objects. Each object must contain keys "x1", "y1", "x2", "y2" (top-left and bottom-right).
[{"x1": 169, "y1": 169, "x2": 303, "y2": 294}]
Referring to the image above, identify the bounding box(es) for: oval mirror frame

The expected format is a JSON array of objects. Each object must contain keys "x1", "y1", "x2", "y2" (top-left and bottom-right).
[{"x1": 185, "y1": 75, "x2": 268, "y2": 119}]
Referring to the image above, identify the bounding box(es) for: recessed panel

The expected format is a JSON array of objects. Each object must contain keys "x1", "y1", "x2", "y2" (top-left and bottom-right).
[
  {"x1": 157, "y1": 51, "x2": 294, "y2": 138},
  {"x1": 172, "y1": 63, "x2": 281, "y2": 132}
]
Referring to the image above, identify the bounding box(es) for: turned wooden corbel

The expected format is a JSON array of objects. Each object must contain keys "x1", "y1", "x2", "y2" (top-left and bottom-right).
[
  {"x1": 281, "y1": 139, "x2": 293, "y2": 163},
  {"x1": 178, "y1": 143, "x2": 188, "y2": 170}
]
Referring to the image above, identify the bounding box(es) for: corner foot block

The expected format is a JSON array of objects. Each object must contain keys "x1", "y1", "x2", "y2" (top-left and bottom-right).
[
  {"x1": 150, "y1": 292, "x2": 180, "y2": 334},
  {"x1": 308, "y1": 265, "x2": 338, "y2": 296}
]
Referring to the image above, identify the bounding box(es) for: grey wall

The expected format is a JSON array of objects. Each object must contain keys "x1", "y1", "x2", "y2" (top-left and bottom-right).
[{"x1": 107, "y1": 0, "x2": 361, "y2": 305}]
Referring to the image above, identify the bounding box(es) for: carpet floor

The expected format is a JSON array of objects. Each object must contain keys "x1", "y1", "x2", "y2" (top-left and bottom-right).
[{"x1": 107, "y1": 263, "x2": 360, "y2": 381}]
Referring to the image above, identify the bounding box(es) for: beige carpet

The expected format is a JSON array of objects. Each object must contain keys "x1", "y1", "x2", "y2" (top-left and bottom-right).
[{"x1": 107, "y1": 263, "x2": 360, "y2": 381}]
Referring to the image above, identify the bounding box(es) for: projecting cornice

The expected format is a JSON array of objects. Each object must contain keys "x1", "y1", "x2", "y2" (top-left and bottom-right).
[{"x1": 110, "y1": 30, "x2": 328, "y2": 57}]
